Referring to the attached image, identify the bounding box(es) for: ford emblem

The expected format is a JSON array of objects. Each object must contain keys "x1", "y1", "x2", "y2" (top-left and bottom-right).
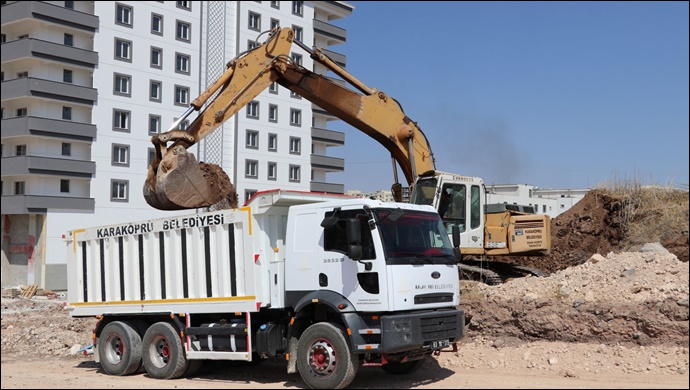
[{"x1": 431, "y1": 271, "x2": 441, "y2": 279}]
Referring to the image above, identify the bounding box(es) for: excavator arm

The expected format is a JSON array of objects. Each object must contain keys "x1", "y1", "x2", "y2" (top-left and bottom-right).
[{"x1": 145, "y1": 27, "x2": 436, "y2": 210}]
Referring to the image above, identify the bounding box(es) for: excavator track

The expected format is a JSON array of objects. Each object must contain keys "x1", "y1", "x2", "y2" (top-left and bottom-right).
[
  {"x1": 457, "y1": 263, "x2": 503, "y2": 286},
  {"x1": 459, "y1": 258, "x2": 549, "y2": 285}
]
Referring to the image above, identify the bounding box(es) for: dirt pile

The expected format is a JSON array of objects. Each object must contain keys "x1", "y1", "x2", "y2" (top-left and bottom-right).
[
  {"x1": 502, "y1": 188, "x2": 689, "y2": 274},
  {"x1": 199, "y1": 162, "x2": 238, "y2": 210}
]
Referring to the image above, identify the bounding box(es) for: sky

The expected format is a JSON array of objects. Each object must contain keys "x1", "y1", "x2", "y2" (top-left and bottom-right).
[{"x1": 322, "y1": 1, "x2": 689, "y2": 192}]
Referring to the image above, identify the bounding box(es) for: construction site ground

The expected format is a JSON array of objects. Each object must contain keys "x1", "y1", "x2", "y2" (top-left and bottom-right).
[{"x1": 1, "y1": 188, "x2": 688, "y2": 389}]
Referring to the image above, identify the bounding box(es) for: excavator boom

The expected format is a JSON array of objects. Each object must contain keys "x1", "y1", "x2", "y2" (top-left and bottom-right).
[{"x1": 144, "y1": 27, "x2": 435, "y2": 211}]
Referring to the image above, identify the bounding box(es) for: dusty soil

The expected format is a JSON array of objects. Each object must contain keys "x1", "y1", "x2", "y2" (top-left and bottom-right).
[
  {"x1": 1, "y1": 188, "x2": 688, "y2": 389},
  {"x1": 199, "y1": 162, "x2": 238, "y2": 210},
  {"x1": 499, "y1": 188, "x2": 689, "y2": 274}
]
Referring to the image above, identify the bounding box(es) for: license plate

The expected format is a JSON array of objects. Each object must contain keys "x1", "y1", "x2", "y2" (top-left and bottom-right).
[{"x1": 430, "y1": 340, "x2": 450, "y2": 350}]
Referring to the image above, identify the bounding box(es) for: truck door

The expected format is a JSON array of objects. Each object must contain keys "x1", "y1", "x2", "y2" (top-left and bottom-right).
[{"x1": 320, "y1": 208, "x2": 388, "y2": 312}]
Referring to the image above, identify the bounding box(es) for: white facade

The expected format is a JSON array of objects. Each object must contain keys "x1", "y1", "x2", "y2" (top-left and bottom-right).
[{"x1": 1, "y1": 1, "x2": 353, "y2": 289}]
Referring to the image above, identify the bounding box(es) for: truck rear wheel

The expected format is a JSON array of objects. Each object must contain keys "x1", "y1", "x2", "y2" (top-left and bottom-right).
[
  {"x1": 98, "y1": 321, "x2": 142, "y2": 376},
  {"x1": 296, "y1": 322, "x2": 358, "y2": 389},
  {"x1": 142, "y1": 322, "x2": 188, "y2": 379},
  {"x1": 381, "y1": 358, "x2": 425, "y2": 374}
]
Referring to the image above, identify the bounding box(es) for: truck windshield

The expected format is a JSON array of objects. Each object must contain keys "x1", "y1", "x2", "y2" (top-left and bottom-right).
[{"x1": 374, "y1": 209, "x2": 455, "y2": 265}]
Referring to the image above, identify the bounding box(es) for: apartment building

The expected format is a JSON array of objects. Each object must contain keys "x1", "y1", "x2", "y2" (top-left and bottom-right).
[{"x1": 1, "y1": 1, "x2": 353, "y2": 289}]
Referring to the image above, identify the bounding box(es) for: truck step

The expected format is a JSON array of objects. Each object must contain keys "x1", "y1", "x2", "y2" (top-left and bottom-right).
[{"x1": 358, "y1": 328, "x2": 381, "y2": 335}]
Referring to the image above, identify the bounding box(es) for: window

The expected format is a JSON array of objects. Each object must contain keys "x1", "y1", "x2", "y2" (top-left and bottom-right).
[
  {"x1": 150, "y1": 80, "x2": 162, "y2": 102},
  {"x1": 269, "y1": 104, "x2": 278, "y2": 122},
  {"x1": 62, "y1": 106, "x2": 72, "y2": 120},
  {"x1": 148, "y1": 148, "x2": 156, "y2": 166},
  {"x1": 175, "y1": 85, "x2": 190, "y2": 105},
  {"x1": 247, "y1": 40, "x2": 258, "y2": 50},
  {"x1": 175, "y1": 53, "x2": 191, "y2": 74},
  {"x1": 151, "y1": 47, "x2": 163, "y2": 68},
  {"x1": 290, "y1": 109, "x2": 302, "y2": 126},
  {"x1": 289, "y1": 165, "x2": 300, "y2": 182},
  {"x1": 269, "y1": 81, "x2": 278, "y2": 94},
  {"x1": 64, "y1": 33, "x2": 73, "y2": 46},
  {"x1": 116, "y1": 3, "x2": 133, "y2": 27},
  {"x1": 16, "y1": 108, "x2": 27, "y2": 117},
  {"x1": 115, "y1": 38, "x2": 132, "y2": 61},
  {"x1": 60, "y1": 179, "x2": 70, "y2": 193},
  {"x1": 63, "y1": 69, "x2": 73, "y2": 83},
  {"x1": 289, "y1": 136, "x2": 301, "y2": 154},
  {"x1": 114, "y1": 73, "x2": 131, "y2": 96},
  {"x1": 249, "y1": 12, "x2": 261, "y2": 31},
  {"x1": 268, "y1": 133, "x2": 277, "y2": 152},
  {"x1": 292, "y1": 1, "x2": 303, "y2": 16},
  {"x1": 293, "y1": 25, "x2": 303, "y2": 42},
  {"x1": 270, "y1": 18, "x2": 280, "y2": 30},
  {"x1": 267, "y1": 162, "x2": 277, "y2": 180},
  {"x1": 245, "y1": 160, "x2": 258, "y2": 178},
  {"x1": 14, "y1": 181, "x2": 25, "y2": 195},
  {"x1": 543, "y1": 205, "x2": 547, "y2": 213},
  {"x1": 176, "y1": 119, "x2": 189, "y2": 130},
  {"x1": 64, "y1": 1, "x2": 74, "y2": 9},
  {"x1": 111, "y1": 179, "x2": 129, "y2": 201},
  {"x1": 246, "y1": 130, "x2": 259, "y2": 149},
  {"x1": 62, "y1": 143, "x2": 71, "y2": 156},
  {"x1": 470, "y1": 185, "x2": 481, "y2": 229},
  {"x1": 113, "y1": 109, "x2": 131, "y2": 131},
  {"x1": 112, "y1": 144, "x2": 130, "y2": 166},
  {"x1": 17, "y1": 71, "x2": 28, "y2": 78},
  {"x1": 151, "y1": 13, "x2": 163, "y2": 35},
  {"x1": 176, "y1": 1, "x2": 191, "y2": 10},
  {"x1": 16, "y1": 145, "x2": 27, "y2": 156},
  {"x1": 149, "y1": 115, "x2": 161, "y2": 134},
  {"x1": 291, "y1": 52, "x2": 302, "y2": 66},
  {"x1": 246, "y1": 101, "x2": 259, "y2": 119},
  {"x1": 271, "y1": 1, "x2": 279, "y2": 9},
  {"x1": 1, "y1": 34, "x2": 6, "y2": 43},
  {"x1": 245, "y1": 190, "x2": 257, "y2": 204},
  {"x1": 176, "y1": 20, "x2": 191, "y2": 42},
  {"x1": 323, "y1": 209, "x2": 376, "y2": 260}
]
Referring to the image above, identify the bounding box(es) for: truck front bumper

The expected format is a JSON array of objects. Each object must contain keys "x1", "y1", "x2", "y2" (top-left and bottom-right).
[{"x1": 380, "y1": 308, "x2": 465, "y2": 354}]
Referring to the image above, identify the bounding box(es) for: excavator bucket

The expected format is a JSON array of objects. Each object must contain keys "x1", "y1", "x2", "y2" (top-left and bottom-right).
[{"x1": 143, "y1": 147, "x2": 236, "y2": 211}]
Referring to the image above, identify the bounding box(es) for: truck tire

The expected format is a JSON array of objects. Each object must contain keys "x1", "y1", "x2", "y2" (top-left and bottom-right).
[
  {"x1": 381, "y1": 358, "x2": 425, "y2": 375},
  {"x1": 142, "y1": 322, "x2": 188, "y2": 379},
  {"x1": 296, "y1": 322, "x2": 359, "y2": 389},
  {"x1": 98, "y1": 321, "x2": 142, "y2": 376}
]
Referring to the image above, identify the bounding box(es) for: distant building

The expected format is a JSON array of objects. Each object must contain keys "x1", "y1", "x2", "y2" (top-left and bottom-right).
[
  {"x1": 1, "y1": 1, "x2": 354, "y2": 290},
  {"x1": 348, "y1": 184, "x2": 590, "y2": 219}
]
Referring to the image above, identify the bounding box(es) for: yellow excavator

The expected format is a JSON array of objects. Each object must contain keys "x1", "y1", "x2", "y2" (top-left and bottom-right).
[{"x1": 145, "y1": 27, "x2": 551, "y2": 283}]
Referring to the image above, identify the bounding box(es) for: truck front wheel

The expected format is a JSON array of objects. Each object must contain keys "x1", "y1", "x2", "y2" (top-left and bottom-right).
[
  {"x1": 98, "y1": 321, "x2": 142, "y2": 376},
  {"x1": 142, "y1": 322, "x2": 188, "y2": 379},
  {"x1": 296, "y1": 322, "x2": 358, "y2": 389}
]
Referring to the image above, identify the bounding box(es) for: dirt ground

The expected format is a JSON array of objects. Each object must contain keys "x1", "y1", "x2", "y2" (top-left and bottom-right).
[{"x1": 1, "y1": 188, "x2": 688, "y2": 389}]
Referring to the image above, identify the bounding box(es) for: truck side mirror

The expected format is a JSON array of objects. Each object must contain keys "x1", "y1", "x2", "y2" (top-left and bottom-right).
[
  {"x1": 346, "y1": 218, "x2": 361, "y2": 244},
  {"x1": 347, "y1": 244, "x2": 362, "y2": 261},
  {"x1": 452, "y1": 224, "x2": 462, "y2": 263}
]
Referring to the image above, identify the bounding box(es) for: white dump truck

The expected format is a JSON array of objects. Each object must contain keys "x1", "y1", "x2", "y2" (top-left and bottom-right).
[{"x1": 64, "y1": 189, "x2": 465, "y2": 389}]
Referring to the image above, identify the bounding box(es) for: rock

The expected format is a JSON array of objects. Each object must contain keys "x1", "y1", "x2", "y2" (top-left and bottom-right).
[{"x1": 641, "y1": 242, "x2": 670, "y2": 254}]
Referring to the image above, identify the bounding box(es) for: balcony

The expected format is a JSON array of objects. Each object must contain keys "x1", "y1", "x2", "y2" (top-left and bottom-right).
[
  {"x1": 311, "y1": 126, "x2": 344, "y2": 146},
  {"x1": 1, "y1": 1, "x2": 99, "y2": 32},
  {"x1": 1, "y1": 155, "x2": 95, "y2": 178},
  {"x1": 314, "y1": 19, "x2": 347, "y2": 44},
  {"x1": 1, "y1": 194, "x2": 95, "y2": 214},
  {"x1": 311, "y1": 154, "x2": 344, "y2": 171},
  {"x1": 1, "y1": 77, "x2": 97, "y2": 105},
  {"x1": 319, "y1": 48, "x2": 346, "y2": 68},
  {"x1": 1, "y1": 38, "x2": 98, "y2": 68},
  {"x1": 2, "y1": 116, "x2": 96, "y2": 141},
  {"x1": 310, "y1": 181, "x2": 345, "y2": 194}
]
